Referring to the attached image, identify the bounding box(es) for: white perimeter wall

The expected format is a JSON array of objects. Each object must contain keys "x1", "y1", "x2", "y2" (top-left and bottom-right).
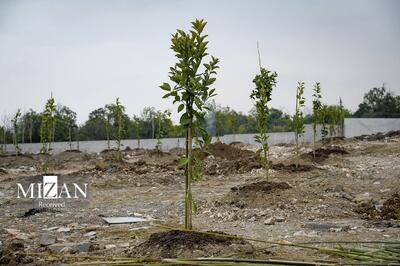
[
  {"x1": 3, "y1": 118, "x2": 400, "y2": 154},
  {"x1": 344, "y1": 118, "x2": 400, "y2": 138}
]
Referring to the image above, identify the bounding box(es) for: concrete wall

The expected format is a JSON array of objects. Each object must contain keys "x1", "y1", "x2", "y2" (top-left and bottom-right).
[
  {"x1": 3, "y1": 118, "x2": 399, "y2": 154},
  {"x1": 344, "y1": 118, "x2": 400, "y2": 138}
]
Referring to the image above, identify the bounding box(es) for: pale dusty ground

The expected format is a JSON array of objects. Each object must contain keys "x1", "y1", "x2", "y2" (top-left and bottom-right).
[{"x1": 0, "y1": 136, "x2": 399, "y2": 264}]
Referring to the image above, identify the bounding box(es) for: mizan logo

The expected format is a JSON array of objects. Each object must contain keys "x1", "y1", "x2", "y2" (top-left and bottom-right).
[{"x1": 17, "y1": 176, "x2": 88, "y2": 199}]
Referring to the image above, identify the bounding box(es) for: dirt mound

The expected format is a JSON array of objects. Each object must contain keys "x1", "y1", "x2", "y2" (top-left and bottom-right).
[
  {"x1": 321, "y1": 136, "x2": 345, "y2": 144},
  {"x1": 225, "y1": 181, "x2": 291, "y2": 208},
  {"x1": 195, "y1": 142, "x2": 262, "y2": 175},
  {"x1": 355, "y1": 194, "x2": 400, "y2": 220},
  {"x1": 87, "y1": 159, "x2": 174, "y2": 176},
  {"x1": 307, "y1": 147, "x2": 348, "y2": 161},
  {"x1": 203, "y1": 156, "x2": 261, "y2": 175},
  {"x1": 355, "y1": 130, "x2": 400, "y2": 141},
  {"x1": 196, "y1": 142, "x2": 256, "y2": 160},
  {"x1": 272, "y1": 163, "x2": 315, "y2": 172},
  {"x1": 131, "y1": 230, "x2": 251, "y2": 258},
  {"x1": 380, "y1": 194, "x2": 400, "y2": 219}
]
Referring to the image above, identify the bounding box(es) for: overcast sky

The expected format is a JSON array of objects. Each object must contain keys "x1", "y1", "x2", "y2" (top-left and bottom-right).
[{"x1": 0, "y1": 0, "x2": 399, "y2": 123}]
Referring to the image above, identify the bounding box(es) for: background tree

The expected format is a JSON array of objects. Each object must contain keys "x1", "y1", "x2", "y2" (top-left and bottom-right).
[
  {"x1": 54, "y1": 105, "x2": 77, "y2": 149},
  {"x1": 11, "y1": 109, "x2": 21, "y2": 156},
  {"x1": 250, "y1": 64, "x2": 277, "y2": 180},
  {"x1": 160, "y1": 19, "x2": 219, "y2": 229},
  {"x1": 80, "y1": 107, "x2": 108, "y2": 141},
  {"x1": 354, "y1": 85, "x2": 400, "y2": 118},
  {"x1": 294, "y1": 81, "x2": 305, "y2": 168},
  {"x1": 312, "y1": 82, "x2": 322, "y2": 157},
  {"x1": 21, "y1": 109, "x2": 41, "y2": 143},
  {"x1": 132, "y1": 115, "x2": 141, "y2": 148}
]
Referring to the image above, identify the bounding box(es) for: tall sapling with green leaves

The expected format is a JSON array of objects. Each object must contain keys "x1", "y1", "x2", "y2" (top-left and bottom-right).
[
  {"x1": 40, "y1": 96, "x2": 56, "y2": 154},
  {"x1": 160, "y1": 19, "x2": 219, "y2": 229},
  {"x1": 111, "y1": 98, "x2": 125, "y2": 160},
  {"x1": 312, "y1": 82, "x2": 322, "y2": 157},
  {"x1": 294, "y1": 82, "x2": 305, "y2": 168},
  {"x1": 250, "y1": 47, "x2": 277, "y2": 180}
]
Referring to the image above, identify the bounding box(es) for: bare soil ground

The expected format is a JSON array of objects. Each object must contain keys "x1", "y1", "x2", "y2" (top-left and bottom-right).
[{"x1": 0, "y1": 136, "x2": 399, "y2": 265}]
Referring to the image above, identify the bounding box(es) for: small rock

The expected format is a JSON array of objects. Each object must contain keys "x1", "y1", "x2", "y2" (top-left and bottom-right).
[
  {"x1": 120, "y1": 242, "x2": 130, "y2": 248},
  {"x1": 275, "y1": 216, "x2": 285, "y2": 222},
  {"x1": 339, "y1": 191, "x2": 354, "y2": 201},
  {"x1": 40, "y1": 233, "x2": 57, "y2": 246},
  {"x1": 373, "y1": 181, "x2": 381, "y2": 185},
  {"x1": 264, "y1": 217, "x2": 276, "y2": 225},
  {"x1": 60, "y1": 247, "x2": 74, "y2": 254},
  {"x1": 5, "y1": 229, "x2": 30, "y2": 241},
  {"x1": 45, "y1": 226, "x2": 59, "y2": 231},
  {"x1": 5, "y1": 229, "x2": 20, "y2": 235},
  {"x1": 105, "y1": 244, "x2": 116, "y2": 249},
  {"x1": 57, "y1": 227, "x2": 71, "y2": 233},
  {"x1": 353, "y1": 192, "x2": 372, "y2": 204},
  {"x1": 84, "y1": 231, "x2": 96, "y2": 237},
  {"x1": 0, "y1": 191, "x2": 5, "y2": 197}
]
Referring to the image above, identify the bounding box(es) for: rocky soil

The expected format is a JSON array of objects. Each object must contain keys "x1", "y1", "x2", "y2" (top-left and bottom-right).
[{"x1": 0, "y1": 136, "x2": 399, "y2": 265}]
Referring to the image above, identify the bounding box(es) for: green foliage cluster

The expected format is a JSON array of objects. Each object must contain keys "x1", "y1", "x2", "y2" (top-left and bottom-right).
[
  {"x1": 312, "y1": 82, "x2": 322, "y2": 156},
  {"x1": 161, "y1": 19, "x2": 219, "y2": 229},
  {"x1": 250, "y1": 67, "x2": 277, "y2": 179},
  {"x1": 354, "y1": 85, "x2": 400, "y2": 118},
  {"x1": 40, "y1": 96, "x2": 56, "y2": 154},
  {"x1": 294, "y1": 81, "x2": 305, "y2": 168},
  {"x1": 108, "y1": 98, "x2": 125, "y2": 159}
]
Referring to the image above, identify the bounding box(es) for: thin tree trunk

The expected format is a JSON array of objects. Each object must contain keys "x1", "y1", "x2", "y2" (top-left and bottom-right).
[
  {"x1": 22, "y1": 121, "x2": 25, "y2": 144},
  {"x1": 3, "y1": 131, "x2": 6, "y2": 152},
  {"x1": 107, "y1": 129, "x2": 110, "y2": 150},
  {"x1": 29, "y1": 118, "x2": 33, "y2": 143},
  {"x1": 69, "y1": 127, "x2": 72, "y2": 150},
  {"x1": 186, "y1": 125, "x2": 193, "y2": 229},
  {"x1": 313, "y1": 125, "x2": 316, "y2": 158},
  {"x1": 295, "y1": 88, "x2": 299, "y2": 169},
  {"x1": 264, "y1": 145, "x2": 269, "y2": 181}
]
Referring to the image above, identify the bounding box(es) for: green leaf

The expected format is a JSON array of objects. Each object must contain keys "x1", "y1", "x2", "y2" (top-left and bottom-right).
[
  {"x1": 177, "y1": 104, "x2": 185, "y2": 113},
  {"x1": 180, "y1": 113, "x2": 191, "y2": 126},
  {"x1": 192, "y1": 199, "x2": 198, "y2": 214},
  {"x1": 160, "y1": 83, "x2": 171, "y2": 91},
  {"x1": 179, "y1": 157, "x2": 189, "y2": 166}
]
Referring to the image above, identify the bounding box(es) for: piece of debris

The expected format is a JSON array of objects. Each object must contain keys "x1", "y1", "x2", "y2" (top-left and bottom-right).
[{"x1": 84, "y1": 231, "x2": 97, "y2": 238}]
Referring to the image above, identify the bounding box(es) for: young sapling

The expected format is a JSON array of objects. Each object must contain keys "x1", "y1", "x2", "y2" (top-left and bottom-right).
[{"x1": 161, "y1": 19, "x2": 219, "y2": 229}]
